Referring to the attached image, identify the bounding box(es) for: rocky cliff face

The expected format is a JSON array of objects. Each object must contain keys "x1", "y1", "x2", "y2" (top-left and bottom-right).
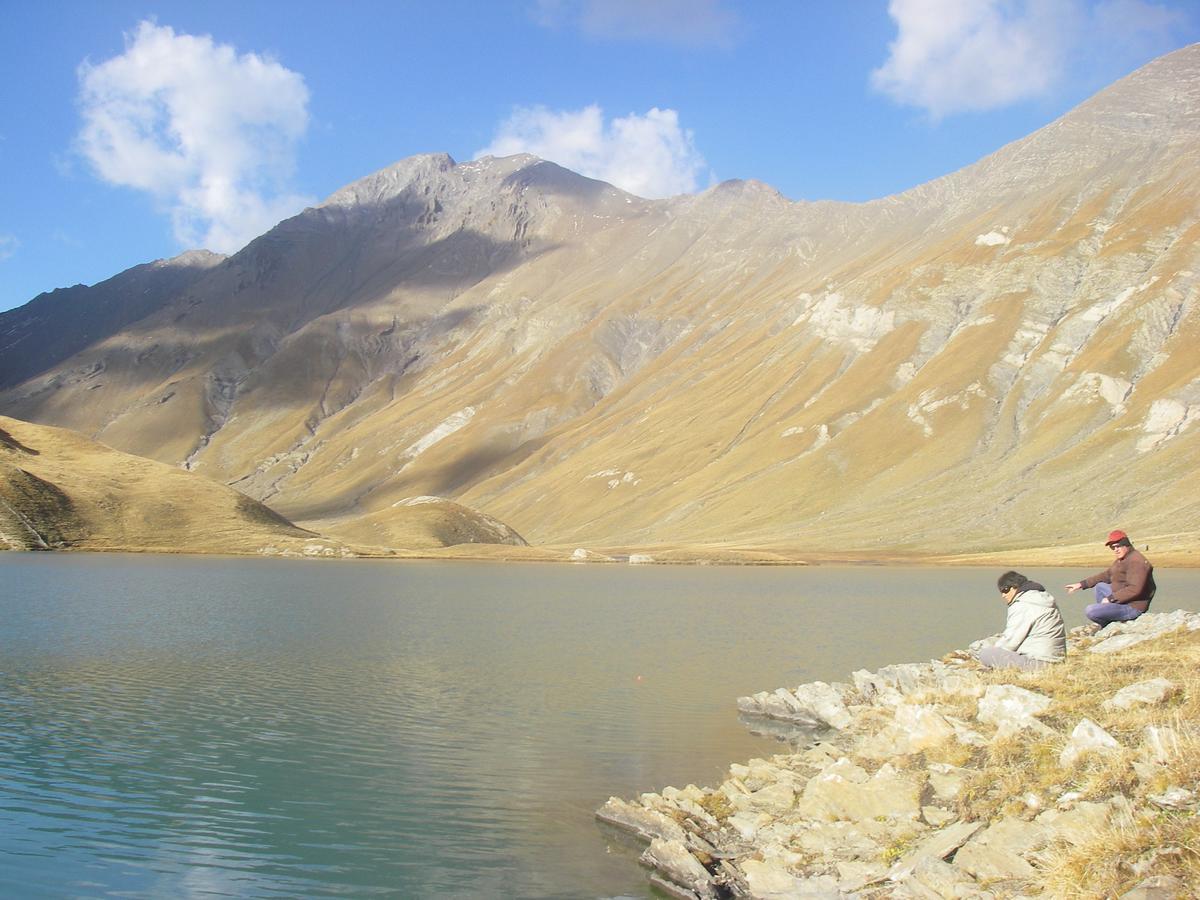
[{"x1": 2, "y1": 45, "x2": 1198, "y2": 555}]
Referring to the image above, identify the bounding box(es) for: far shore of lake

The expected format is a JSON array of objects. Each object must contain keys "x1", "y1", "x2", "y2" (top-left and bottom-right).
[{"x1": 5, "y1": 538, "x2": 1198, "y2": 569}]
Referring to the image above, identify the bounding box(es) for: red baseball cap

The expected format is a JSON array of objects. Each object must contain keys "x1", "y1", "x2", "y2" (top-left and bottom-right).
[{"x1": 1105, "y1": 529, "x2": 1128, "y2": 545}]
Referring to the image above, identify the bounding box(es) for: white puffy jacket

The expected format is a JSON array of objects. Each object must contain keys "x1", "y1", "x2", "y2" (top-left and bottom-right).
[{"x1": 998, "y1": 586, "x2": 1067, "y2": 662}]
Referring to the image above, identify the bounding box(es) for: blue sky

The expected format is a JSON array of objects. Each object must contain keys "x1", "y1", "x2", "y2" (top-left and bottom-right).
[{"x1": 1, "y1": 0, "x2": 1197, "y2": 313}]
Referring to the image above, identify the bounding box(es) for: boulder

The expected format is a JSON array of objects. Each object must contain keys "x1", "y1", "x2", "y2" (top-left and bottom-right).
[
  {"x1": 852, "y1": 661, "x2": 960, "y2": 705},
  {"x1": 791, "y1": 820, "x2": 884, "y2": 859},
  {"x1": 795, "y1": 762, "x2": 921, "y2": 824},
  {"x1": 926, "y1": 763, "x2": 971, "y2": 802},
  {"x1": 887, "y1": 820, "x2": 982, "y2": 881},
  {"x1": 1036, "y1": 799, "x2": 1121, "y2": 844},
  {"x1": 976, "y1": 684, "x2": 1054, "y2": 735},
  {"x1": 744, "y1": 782, "x2": 796, "y2": 815},
  {"x1": 641, "y1": 839, "x2": 716, "y2": 898},
  {"x1": 1060, "y1": 718, "x2": 1122, "y2": 767},
  {"x1": 1089, "y1": 611, "x2": 1200, "y2": 655},
  {"x1": 1103, "y1": 678, "x2": 1178, "y2": 711},
  {"x1": 737, "y1": 680, "x2": 854, "y2": 731},
  {"x1": 1141, "y1": 724, "x2": 1181, "y2": 765},
  {"x1": 595, "y1": 797, "x2": 688, "y2": 843},
  {"x1": 904, "y1": 856, "x2": 982, "y2": 899},
  {"x1": 727, "y1": 810, "x2": 773, "y2": 840},
  {"x1": 922, "y1": 806, "x2": 957, "y2": 827},
  {"x1": 741, "y1": 858, "x2": 839, "y2": 899},
  {"x1": 836, "y1": 858, "x2": 889, "y2": 892},
  {"x1": 858, "y1": 703, "x2": 959, "y2": 759},
  {"x1": 954, "y1": 815, "x2": 1050, "y2": 882}
]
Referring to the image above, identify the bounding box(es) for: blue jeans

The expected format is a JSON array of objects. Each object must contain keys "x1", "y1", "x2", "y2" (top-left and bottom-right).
[{"x1": 1084, "y1": 583, "x2": 1142, "y2": 626}]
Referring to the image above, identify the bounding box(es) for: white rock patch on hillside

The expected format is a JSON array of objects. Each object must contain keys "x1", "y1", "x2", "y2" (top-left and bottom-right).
[
  {"x1": 792, "y1": 291, "x2": 896, "y2": 353},
  {"x1": 1138, "y1": 396, "x2": 1199, "y2": 452},
  {"x1": 975, "y1": 229, "x2": 1011, "y2": 246},
  {"x1": 400, "y1": 407, "x2": 476, "y2": 462}
]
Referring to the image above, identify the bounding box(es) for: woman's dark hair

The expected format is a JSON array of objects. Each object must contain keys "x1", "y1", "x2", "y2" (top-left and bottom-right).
[{"x1": 997, "y1": 570, "x2": 1028, "y2": 593}]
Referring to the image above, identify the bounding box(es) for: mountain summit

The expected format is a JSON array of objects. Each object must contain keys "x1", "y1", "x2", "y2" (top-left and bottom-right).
[{"x1": 2, "y1": 46, "x2": 1198, "y2": 557}]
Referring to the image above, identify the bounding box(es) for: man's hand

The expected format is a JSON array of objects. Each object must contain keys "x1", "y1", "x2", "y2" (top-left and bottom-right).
[{"x1": 1066, "y1": 582, "x2": 1083, "y2": 593}]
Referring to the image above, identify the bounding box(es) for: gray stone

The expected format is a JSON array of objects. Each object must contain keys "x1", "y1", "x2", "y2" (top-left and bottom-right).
[
  {"x1": 1089, "y1": 611, "x2": 1200, "y2": 655},
  {"x1": 741, "y1": 857, "x2": 841, "y2": 898},
  {"x1": 794, "y1": 681, "x2": 854, "y2": 729},
  {"x1": 1036, "y1": 800, "x2": 1118, "y2": 845},
  {"x1": 976, "y1": 684, "x2": 1053, "y2": 734},
  {"x1": 923, "y1": 805, "x2": 958, "y2": 827},
  {"x1": 927, "y1": 763, "x2": 971, "y2": 802},
  {"x1": 852, "y1": 661, "x2": 962, "y2": 706},
  {"x1": 1103, "y1": 678, "x2": 1177, "y2": 711},
  {"x1": 1119, "y1": 874, "x2": 1187, "y2": 899},
  {"x1": 727, "y1": 810, "x2": 773, "y2": 840},
  {"x1": 888, "y1": 820, "x2": 983, "y2": 880},
  {"x1": 836, "y1": 859, "x2": 888, "y2": 892},
  {"x1": 1060, "y1": 717, "x2": 1122, "y2": 767},
  {"x1": 858, "y1": 703, "x2": 958, "y2": 758},
  {"x1": 908, "y1": 856, "x2": 981, "y2": 898},
  {"x1": 1148, "y1": 787, "x2": 1195, "y2": 810},
  {"x1": 792, "y1": 820, "x2": 883, "y2": 859},
  {"x1": 795, "y1": 762, "x2": 921, "y2": 824},
  {"x1": 953, "y1": 816, "x2": 1046, "y2": 881},
  {"x1": 737, "y1": 680, "x2": 853, "y2": 730},
  {"x1": 953, "y1": 840, "x2": 1037, "y2": 881},
  {"x1": 641, "y1": 839, "x2": 716, "y2": 898},
  {"x1": 595, "y1": 797, "x2": 688, "y2": 843},
  {"x1": 1142, "y1": 725, "x2": 1181, "y2": 765},
  {"x1": 746, "y1": 781, "x2": 797, "y2": 815}
]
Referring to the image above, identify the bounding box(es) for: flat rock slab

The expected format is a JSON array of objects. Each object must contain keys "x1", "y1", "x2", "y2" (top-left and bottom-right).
[{"x1": 1104, "y1": 677, "x2": 1177, "y2": 710}]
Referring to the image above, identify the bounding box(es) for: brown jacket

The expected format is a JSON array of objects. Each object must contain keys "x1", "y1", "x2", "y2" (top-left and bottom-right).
[{"x1": 1081, "y1": 548, "x2": 1156, "y2": 612}]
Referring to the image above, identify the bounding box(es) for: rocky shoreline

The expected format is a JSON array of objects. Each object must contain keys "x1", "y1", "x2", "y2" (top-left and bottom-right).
[{"x1": 597, "y1": 611, "x2": 1200, "y2": 899}]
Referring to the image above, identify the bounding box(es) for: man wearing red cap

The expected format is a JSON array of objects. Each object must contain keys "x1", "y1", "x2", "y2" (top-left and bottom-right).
[{"x1": 1066, "y1": 530, "x2": 1156, "y2": 629}]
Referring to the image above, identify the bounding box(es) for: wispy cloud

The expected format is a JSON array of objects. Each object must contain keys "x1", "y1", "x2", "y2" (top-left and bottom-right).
[
  {"x1": 476, "y1": 104, "x2": 709, "y2": 198},
  {"x1": 532, "y1": 0, "x2": 742, "y2": 47},
  {"x1": 871, "y1": 0, "x2": 1190, "y2": 119},
  {"x1": 0, "y1": 234, "x2": 19, "y2": 261},
  {"x1": 76, "y1": 20, "x2": 314, "y2": 254}
]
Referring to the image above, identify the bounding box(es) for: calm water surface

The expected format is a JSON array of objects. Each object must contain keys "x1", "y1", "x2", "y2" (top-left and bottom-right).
[{"x1": 2, "y1": 554, "x2": 1197, "y2": 898}]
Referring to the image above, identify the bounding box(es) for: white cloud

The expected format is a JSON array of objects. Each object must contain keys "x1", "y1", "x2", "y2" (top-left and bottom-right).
[
  {"x1": 872, "y1": 0, "x2": 1191, "y2": 118},
  {"x1": 871, "y1": 0, "x2": 1067, "y2": 118},
  {"x1": 76, "y1": 20, "x2": 314, "y2": 254},
  {"x1": 0, "y1": 234, "x2": 18, "y2": 261},
  {"x1": 476, "y1": 104, "x2": 709, "y2": 198},
  {"x1": 532, "y1": 0, "x2": 741, "y2": 46}
]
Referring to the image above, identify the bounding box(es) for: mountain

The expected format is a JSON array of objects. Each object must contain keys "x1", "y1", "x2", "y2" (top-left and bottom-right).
[
  {"x1": 0, "y1": 415, "x2": 526, "y2": 555},
  {"x1": 0, "y1": 414, "x2": 339, "y2": 554},
  {"x1": 0, "y1": 250, "x2": 225, "y2": 391},
  {"x1": 2, "y1": 45, "x2": 1198, "y2": 560}
]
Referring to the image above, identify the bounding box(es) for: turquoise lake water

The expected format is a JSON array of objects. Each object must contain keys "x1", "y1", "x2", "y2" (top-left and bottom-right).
[{"x1": 2, "y1": 554, "x2": 1196, "y2": 897}]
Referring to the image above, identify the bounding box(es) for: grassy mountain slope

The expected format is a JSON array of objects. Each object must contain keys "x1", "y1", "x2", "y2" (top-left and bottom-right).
[{"x1": 1, "y1": 47, "x2": 1198, "y2": 560}]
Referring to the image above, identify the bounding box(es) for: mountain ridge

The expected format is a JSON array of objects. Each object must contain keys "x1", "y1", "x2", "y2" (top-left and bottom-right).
[{"x1": 2, "y1": 45, "x2": 1198, "y2": 558}]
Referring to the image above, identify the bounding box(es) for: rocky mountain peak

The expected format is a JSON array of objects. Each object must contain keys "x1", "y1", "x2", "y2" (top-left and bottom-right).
[
  {"x1": 153, "y1": 249, "x2": 227, "y2": 270},
  {"x1": 320, "y1": 152, "x2": 458, "y2": 210}
]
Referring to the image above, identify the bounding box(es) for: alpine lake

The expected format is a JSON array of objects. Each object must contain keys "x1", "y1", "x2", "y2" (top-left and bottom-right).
[{"x1": 3, "y1": 553, "x2": 1198, "y2": 898}]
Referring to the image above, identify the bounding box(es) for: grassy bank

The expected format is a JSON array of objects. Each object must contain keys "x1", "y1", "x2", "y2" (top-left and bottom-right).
[{"x1": 953, "y1": 628, "x2": 1200, "y2": 896}]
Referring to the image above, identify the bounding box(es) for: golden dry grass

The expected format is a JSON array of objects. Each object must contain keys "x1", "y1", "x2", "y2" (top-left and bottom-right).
[{"x1": 929, "y1": 628, "x2": 1200, "y2": 896}]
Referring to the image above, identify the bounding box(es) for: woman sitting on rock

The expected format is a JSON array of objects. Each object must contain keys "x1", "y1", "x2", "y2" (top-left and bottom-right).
[{"x1": 977, "y1": 571, "x2": 1067, "y2": 670}]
